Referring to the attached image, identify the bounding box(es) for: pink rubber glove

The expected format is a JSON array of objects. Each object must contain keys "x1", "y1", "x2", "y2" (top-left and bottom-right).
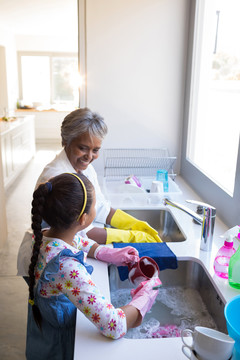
[
  {"x1": 129, "y1": 277, "x2": 162, "y2": 320},
  {"x1": 94, "y1": 246, "x2": 139, "y2": 267}
]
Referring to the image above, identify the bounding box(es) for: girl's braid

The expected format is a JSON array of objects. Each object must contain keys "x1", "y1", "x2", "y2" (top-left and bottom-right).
[{"x1": 28, "y1": 183, "x2": 48, "y2": 329}]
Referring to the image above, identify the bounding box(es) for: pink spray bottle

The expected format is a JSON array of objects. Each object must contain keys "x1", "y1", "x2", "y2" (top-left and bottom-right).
[{"x1": 214, "y1": 234, "x2": 236, "y2": 279}]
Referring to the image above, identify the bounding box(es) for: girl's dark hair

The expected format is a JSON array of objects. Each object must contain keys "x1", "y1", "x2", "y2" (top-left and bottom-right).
[{"x1": 28, "y1": 173, "x2": 94, "y2": 329}]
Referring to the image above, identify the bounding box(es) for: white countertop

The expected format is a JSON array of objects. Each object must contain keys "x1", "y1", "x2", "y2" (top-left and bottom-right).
[
  {"x1": 74, "y1": 176, "x2": 240, "y2": 360},
  {"x1": 0, "y1": 115, "x2": 34, "y2": 135}
]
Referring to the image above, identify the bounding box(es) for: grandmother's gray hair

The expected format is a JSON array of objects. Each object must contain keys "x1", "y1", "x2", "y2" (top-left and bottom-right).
[{"x1": 61, "y1": 108, "x2": 108, "y2": 146}]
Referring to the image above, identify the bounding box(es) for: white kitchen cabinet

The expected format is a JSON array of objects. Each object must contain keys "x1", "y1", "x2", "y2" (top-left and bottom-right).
[
  {"x1": 15, "y1": 110, "x2": 67, "y2": 144},
  {"x1": 0, "y1": 115, "x2": 35, "y2": 247},
  {"x1": 0, "y1": 115, "x2": 35, "y2": 189}
]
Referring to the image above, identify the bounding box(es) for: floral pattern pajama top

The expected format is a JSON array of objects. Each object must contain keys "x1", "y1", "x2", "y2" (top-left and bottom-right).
[{"x1": 35, "y1": 232, "x2": 127, "y2": 340}]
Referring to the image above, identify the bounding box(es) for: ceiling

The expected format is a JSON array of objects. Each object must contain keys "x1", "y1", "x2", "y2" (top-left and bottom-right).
[{"x1": 0, "y1": 0, "x2": 78, "y2": 36}]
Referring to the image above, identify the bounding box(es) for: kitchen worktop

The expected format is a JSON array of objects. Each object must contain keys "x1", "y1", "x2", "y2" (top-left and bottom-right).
[
  {"x1": 0, "y1": 115, "x2": 30, "y2": 134},
  {"x1": 74, "y1": 176, "x2": 240, "y2": 360}
]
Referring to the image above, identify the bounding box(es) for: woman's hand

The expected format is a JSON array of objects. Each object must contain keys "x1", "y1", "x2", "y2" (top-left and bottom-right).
[{"x1": 108, "y1": 209, "x2": 162, "y2": 243}]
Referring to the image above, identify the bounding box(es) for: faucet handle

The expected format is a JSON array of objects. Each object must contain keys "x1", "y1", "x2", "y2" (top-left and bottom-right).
[{"x1": 186, "y1": 200, "x2": 216, "y2": 215}]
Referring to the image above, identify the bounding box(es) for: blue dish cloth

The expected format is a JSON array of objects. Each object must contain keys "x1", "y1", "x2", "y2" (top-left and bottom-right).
[{"x1": 113, "y1": 242, "x2": 178, "y2": 281}]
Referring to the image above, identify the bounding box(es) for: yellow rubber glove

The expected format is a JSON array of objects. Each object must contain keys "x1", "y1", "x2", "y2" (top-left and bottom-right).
[
  {"x1": 110, "y1": 209, "x2": 162, "y2": 243},
  {"x1": 106, "y1": 228, "x2": 161, "y2": 244}
]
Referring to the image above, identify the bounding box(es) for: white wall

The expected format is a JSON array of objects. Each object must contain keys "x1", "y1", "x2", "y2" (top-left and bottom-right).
[
  {"x1": 86, "y1": 0, "x2": 190, "y2": 176},
  {"x1": 15, "y1": 34, "x2": 77, "y2": 53},
  {"x1": 0, "y1": 45, "x2": 8, "y2": 116},
  {"x1": 0, "y1": 27, "x2": 19, "y2": 114}
]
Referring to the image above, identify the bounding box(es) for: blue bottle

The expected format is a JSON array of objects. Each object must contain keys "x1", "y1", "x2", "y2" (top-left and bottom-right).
[{"x1": 156, "y1": 169, "x2": 168, "y2": 192}]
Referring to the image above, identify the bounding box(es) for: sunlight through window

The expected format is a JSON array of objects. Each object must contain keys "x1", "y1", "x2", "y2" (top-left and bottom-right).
[
  {"x1": 187, "y1": 0, "x2": 240, "y2": 196},
  {"x1": 19, "y1": 53, "x2": 79, "y2": 109}
]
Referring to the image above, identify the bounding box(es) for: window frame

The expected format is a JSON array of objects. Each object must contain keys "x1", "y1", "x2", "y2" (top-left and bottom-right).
[
  {"x1": 181, "y1": 0, "x2": 240, "y2": 227},
  {"x1": 17, "y1": 51, "x2": 78, "y2": 106}
]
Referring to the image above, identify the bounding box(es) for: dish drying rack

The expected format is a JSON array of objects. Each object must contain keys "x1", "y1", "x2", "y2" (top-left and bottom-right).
[
  {"x1": 103, "y1": 148, "x2": 177, "y2": 180},
  {"x1": 102, "y1": 148, "x2": 180, "y2": 207}
]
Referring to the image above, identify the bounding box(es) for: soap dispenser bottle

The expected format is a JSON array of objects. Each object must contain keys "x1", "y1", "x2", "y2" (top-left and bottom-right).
[
  {"x1": 213, "y1": 235, "x2": 236, "y2": 279},
  {"x1": 228, "y1": 241, "x2": 240, "y2": 289}
]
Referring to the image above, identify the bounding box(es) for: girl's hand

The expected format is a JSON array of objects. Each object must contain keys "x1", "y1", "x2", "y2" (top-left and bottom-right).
[{"x1": 94, "y1": 245, "x2": 139, "y2": 266}]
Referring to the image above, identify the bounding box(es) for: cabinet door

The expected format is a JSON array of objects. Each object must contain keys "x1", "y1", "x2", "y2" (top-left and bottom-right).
[
  {"x1": 0, "y1": 133, "x2": 13, "y2": 186},
  {"x1": 0, "y1": 117, "x2": 35, "y2": 188},
  {"x1": 11, "y1": 123, "x2": 35, "y2": 173}
]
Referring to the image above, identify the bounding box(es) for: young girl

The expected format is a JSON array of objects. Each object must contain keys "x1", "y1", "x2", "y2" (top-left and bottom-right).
[{"x1": 26, "y1": 173, "x2": 160, "y2": 359}]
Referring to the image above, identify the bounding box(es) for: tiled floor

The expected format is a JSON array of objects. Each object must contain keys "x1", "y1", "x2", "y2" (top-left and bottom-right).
[{"x1": 0, "y1": 144, "x2": 60, "y2": 360}]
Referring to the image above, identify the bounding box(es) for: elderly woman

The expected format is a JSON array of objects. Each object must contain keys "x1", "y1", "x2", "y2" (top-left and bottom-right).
[
  {"x1": 35, "y1": 108, "x2": 161, "y2": 245},
  {"x1": 17, "y1": 108, "x2": 161, "y2": 278}
]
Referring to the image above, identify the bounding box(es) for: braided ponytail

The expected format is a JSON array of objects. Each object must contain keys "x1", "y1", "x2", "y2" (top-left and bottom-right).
[{"x1": 28, "y1": 183, "x2": 49, "y2": 329}]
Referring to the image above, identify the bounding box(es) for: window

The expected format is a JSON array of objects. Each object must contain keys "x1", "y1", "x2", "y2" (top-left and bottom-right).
[
  {"x1": 18, "y1": 52, "x2": 79, "y2": 109},
  {"x1": 181, "y1": 0, "x2": 240, "y2": 227},
  {"x1": 186, "y1": 0, "x2": 240, "y2": 196}
]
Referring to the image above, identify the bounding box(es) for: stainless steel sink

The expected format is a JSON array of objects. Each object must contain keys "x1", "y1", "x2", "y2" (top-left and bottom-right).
[
  {"x1": 122, "y1": 209, "x2": 186, "y2": 242},
  {"x1": 109, "y1": 259, "x2": 227, "y2": 338}
]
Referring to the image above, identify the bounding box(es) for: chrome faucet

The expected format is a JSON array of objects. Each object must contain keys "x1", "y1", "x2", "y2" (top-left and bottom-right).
[{"x1": 163, "y1": 198, "x2": 216, "y2": 252}]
